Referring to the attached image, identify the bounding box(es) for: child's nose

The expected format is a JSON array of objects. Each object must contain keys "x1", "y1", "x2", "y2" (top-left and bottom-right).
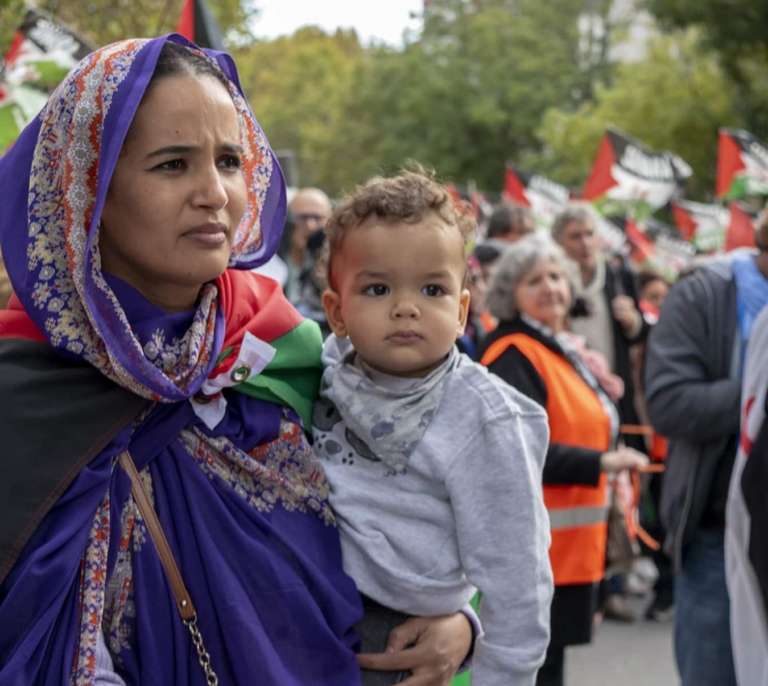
[{"x1": 392, "y1": 299, "x2": 419, "y2": 319}]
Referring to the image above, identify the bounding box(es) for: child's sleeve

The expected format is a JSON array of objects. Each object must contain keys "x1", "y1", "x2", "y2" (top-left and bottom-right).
[{"x1": 444, "y1": 406, "x2": 553, "y2": 686}]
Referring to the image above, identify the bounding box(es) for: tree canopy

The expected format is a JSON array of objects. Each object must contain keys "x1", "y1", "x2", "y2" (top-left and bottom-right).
[
  {"x1": 0, "y1": 0, "x2": 255, "y2": 54},
  {"x1": 528, "y1": 31, "x2": 741, "y2": 199},
  {"x1": 0, "y1": 0, "x2": 759, "y2": 203}
]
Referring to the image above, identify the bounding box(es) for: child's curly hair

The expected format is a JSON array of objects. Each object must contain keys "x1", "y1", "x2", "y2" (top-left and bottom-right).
[{"x1": 325, "y1": 166, "x2": 477, "y2": 289}]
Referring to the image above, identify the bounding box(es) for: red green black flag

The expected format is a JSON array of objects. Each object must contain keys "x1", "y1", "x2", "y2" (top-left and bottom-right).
[{"x1": 176, "y1": 0, "x2": 225, "y2": 51}]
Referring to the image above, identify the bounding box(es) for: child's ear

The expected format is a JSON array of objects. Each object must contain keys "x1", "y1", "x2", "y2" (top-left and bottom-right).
[
  {"x1": 322, "y1": 289, "x2": 348, "y2": 338},
  {"x1": 456, "y1": 288, "x2": 471, "y2": 338}
]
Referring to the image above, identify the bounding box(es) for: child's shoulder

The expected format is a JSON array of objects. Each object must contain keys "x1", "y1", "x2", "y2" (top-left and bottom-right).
[{"x1": 446, "y1": 353, "x2": 547, "y2": 424}]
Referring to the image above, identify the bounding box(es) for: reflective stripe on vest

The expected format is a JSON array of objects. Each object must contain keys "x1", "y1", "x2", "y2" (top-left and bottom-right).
[
  {"x1": 482, "y1": 332, "x2": 611, "y2": 586},
  {"x1": 549, "y1": 504, "x2": 610, "y2": 530}
]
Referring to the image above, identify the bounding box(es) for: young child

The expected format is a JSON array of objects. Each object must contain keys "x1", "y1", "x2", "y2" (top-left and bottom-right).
[{"x1": 312, "y1": 169, "x2": 553, "y2": 686}]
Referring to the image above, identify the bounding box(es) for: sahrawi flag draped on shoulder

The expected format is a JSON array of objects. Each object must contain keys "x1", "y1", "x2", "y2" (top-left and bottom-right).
[
  {"x1": 0, "y1": 9, "x2": 93, "y2": 152},
  {"x1": 176, "y1": 0, "x2": 225, "y2": 51},
  {"x1": 503, "y1": 164, "x2": 572, "y2": 229},
  {"x1": 582, "y1": 127, "x2": 692, "y2": 220},
  {"x1": 726, "y1": 307, "x2": 768, "y2": 686},
  {"x1": 717, "y1": 128, "x2": 768, "y2": 200}
]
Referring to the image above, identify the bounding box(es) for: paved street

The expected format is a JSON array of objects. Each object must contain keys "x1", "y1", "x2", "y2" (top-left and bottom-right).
[{"x1": 568, "y1": 595, "x2": 677, "y2": 686}]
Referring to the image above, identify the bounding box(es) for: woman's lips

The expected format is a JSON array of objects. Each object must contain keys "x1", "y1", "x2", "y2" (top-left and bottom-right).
[{"x1": 183, "y1": 223, "x2": 228, "y2": 247}]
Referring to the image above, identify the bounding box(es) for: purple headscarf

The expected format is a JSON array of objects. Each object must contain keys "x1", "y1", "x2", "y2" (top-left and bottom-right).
[
  {"x1": 0, "y1": 34, "x2": 285, "y2": 402},
  {"x1": 0, "y1": 36, "x2": 363, "y2": 686}
]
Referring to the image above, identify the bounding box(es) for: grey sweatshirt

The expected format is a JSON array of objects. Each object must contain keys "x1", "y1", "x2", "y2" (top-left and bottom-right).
[{"x1": 313, "y1": 339, "x2": 553, "y2": 686}]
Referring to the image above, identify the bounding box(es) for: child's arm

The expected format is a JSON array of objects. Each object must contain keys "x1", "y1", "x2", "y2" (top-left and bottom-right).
[{"x1": 444, "y1": 408, "x2": 553, "y2": 686}]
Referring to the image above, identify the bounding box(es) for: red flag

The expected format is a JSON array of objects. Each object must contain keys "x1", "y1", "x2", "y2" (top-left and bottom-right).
[
  {"x1": 725, "y1": 202, "x2": 757, "y2": 252},
  {"x1": 176, "y1": 0, "x2": 224, "y2": 50},
  {"x1": 671, "y1": 202, "x2": 697, "y2": 242},
  {"x1": 582, "y1": 133, "x2": 617, "y2": 201},
  {"x1": 717, "y1": 130, "x2": 747, "y2": 199},
  {"x1": 624, "y1": 218, "x2": 657, "y2": 265},
  {"x1": 503, "y1": 166, "x2": 532, "y2": 207}
]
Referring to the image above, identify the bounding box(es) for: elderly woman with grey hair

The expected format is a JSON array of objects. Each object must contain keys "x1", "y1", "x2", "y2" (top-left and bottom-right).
[{"x1": 477, "y1": 233, "x2": 647, "y2": 686}]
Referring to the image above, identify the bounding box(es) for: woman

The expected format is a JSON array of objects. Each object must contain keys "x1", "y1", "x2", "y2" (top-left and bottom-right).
[
  {"x1": 0, "y1": 36, "x2": 473, "y2": 685},
  {"x1": 478, "y1": 234, "x2": 647, "y2": 686}
]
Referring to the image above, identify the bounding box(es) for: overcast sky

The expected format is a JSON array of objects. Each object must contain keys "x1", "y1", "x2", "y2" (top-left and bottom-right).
[{"x1": 251, "y1": 0, "x2": 425, "y2": 45}]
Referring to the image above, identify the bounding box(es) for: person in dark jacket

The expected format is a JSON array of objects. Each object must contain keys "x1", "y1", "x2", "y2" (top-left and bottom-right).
[
  {"x1": 645, "y1": 225, "x2": 768, "y2": 685},
  {"x1": 479, "y1": 233, "x2": 648, "y2": 686}
]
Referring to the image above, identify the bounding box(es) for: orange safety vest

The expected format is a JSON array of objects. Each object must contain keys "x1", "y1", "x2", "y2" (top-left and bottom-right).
[{"x1": 481, "y1": 333, "x2": 610, "y2": 586}]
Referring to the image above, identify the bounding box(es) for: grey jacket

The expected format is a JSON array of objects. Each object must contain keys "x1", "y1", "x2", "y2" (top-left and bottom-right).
[{"x1": 644, "y1": 258, "x2": 741, "y2": 571}]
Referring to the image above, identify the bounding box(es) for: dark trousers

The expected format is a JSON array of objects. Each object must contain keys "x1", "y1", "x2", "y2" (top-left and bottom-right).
[
  {"x1": 536, "y1": 644, "x2": 565, "y2": 686},
  {"x1": 355, "y1": 595, "x2": 413, "y2": 686}
]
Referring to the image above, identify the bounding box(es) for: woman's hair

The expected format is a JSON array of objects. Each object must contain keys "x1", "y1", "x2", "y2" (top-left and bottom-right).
[
  {"x1": 486, "y1": 203, "x2": 533, "y2": 239},
  {"x1": 325, "y1": 166, "x2": 477, "y2": 287},
  {"x1": 486, "y1": 232, "x2": 578, "y2": 321},
  {"x1": 637, "y1": 269, "x2": 670, "y2": 293},
  {"x1": 551, "y1": 202, "x2": 596, "y2": 242},
  {"x1": 149, "y1": 40, "x2": 230, "y2": 91}
]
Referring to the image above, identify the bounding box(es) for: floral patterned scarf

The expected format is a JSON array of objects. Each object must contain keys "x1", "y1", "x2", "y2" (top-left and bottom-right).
[{"x1": 0, "y1": 34, "x2": 285, "y2": 401}]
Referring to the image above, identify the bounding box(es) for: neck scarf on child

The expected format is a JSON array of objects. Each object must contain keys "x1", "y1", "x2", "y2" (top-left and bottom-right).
[{"x1": 320, "y1": 335, "x2": 460, "y2": 474}]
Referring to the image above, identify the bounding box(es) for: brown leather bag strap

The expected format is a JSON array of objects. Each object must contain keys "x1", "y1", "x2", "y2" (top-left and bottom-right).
[
  {"x1": 118, "y1": 451, "x2": 219, "y2": 685},
  {"x1": 118, "y1": 451, "x2": 195, "y2": 621}
]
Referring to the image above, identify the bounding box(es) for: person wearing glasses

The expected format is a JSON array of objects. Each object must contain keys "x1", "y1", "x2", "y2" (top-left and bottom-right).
[{"x1": 284, "y1": 188, "x2": 333, "y2": 302}]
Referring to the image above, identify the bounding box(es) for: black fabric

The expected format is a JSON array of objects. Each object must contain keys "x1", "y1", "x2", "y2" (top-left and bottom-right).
[
  {"x1": 549, "y1": 582, "x2": 598, "y2": 647},
  {"x1": 355, "y1": 595, "x2": 412, "y2": 685},
  {"x1": 481, "y1": 319, "x2": 603, "y2": 488},
  {"x1": 0, "y1": 339, "x2": 145, "y2": 585},
  {"x1": 535, "y1": 644, "x2": 565, "y2": 686},
  {"x1": 700, "y1": 435, "x2": 738, "y2": 531},
  {"x1": 741, "y1": 402, "x2": 768, "y2": 625}
]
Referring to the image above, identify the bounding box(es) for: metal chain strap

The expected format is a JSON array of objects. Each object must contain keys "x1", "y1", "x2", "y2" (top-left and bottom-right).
[{"x1": 185, "y1": 615, "x2": 219, "y2": 686}]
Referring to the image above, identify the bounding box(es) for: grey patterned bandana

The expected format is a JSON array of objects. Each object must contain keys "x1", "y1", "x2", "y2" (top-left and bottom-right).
[{"x1": 319, "y1": 335, "x2": 459, "y2": 473}]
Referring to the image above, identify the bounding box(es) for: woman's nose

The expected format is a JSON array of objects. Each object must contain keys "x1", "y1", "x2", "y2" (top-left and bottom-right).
[{"x1": 193, "y1": 165, "x2": 229, "y2": 210}]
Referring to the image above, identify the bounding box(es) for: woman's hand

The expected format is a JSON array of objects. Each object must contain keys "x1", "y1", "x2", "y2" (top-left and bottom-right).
[
  {"x1": 356, "y1": 612, "x2": 473, "y2": 686},
  {"x1": 600, "y1": 447, "x2": 649, "y2": 473}
]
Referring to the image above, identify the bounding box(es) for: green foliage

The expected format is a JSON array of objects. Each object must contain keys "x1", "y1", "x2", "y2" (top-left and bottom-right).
[
  {"x1": 0, "y1": 0, "x2": 255, "y2": 53},
  {"x1": 233, "y1": 27, "x2": 365, "y2": 193},
  {"x1": 529, "y1": 31, "x2": 742, "y2": 199},
  {"x1": 326, "y1": 0, "x2": 616, "y2": 194},
  {"x1": 645, "y1": 0, "x2": 768, "y2": 139}
]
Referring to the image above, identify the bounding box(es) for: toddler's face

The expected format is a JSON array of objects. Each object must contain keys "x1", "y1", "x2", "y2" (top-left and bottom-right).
[{"x1": 324, "y1": 217, "x2": 470, "y2": 378}]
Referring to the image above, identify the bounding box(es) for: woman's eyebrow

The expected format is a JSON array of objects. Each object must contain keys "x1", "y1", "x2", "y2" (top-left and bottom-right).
[{"x1": 145, "y1": 142, "x2": 244, "y2": 159}]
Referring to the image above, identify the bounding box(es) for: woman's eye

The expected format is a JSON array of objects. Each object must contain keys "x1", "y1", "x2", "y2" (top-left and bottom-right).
[
  {"x1": 364, "y1": 284, "x2": 389, "y2": 296},
  {"x1": 219, "y1": 155, "x2": 242, "y2": 169},
  {"x1": 422, "y1": 285, "x2": 444, "y2": 297},
  {"x1": 155, "y1": 159, "x2": 186, "y2": 171}
]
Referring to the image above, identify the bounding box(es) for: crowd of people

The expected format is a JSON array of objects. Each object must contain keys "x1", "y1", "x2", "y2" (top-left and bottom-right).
[{"x1": 1, "y1": 33, "x2": 768, "y2": 686}]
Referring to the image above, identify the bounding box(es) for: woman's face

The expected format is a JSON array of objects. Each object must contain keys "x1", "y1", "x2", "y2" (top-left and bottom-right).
[
  {"x1": 641, "y1": 278, "x2": 669, "y2": 311},
  {"x1": 100, "y1": 74, "x2": 247, "y2": 312},
  {"x1": 514, "y1": 258, "x2": 571, "y2": 332}
]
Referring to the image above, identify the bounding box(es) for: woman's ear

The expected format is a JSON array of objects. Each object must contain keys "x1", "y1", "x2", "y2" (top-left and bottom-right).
[
  {"x1": 322, "y1": 289, "x2": 348, "y2": 338},
  {"x1": 456, "y1": 288, "x2": 471, "y2": 338}
]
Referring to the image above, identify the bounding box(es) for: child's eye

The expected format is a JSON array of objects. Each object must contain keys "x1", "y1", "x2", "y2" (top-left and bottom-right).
[
  {"x1": 422, "y1": 285, "x2": 444, "y2": 297},
  {"x1": 364, "y1": 284, "x2": 389, "y2": 296},
  {"x1": 155, "y1": 159, "x2": 186, "y2": 172}
]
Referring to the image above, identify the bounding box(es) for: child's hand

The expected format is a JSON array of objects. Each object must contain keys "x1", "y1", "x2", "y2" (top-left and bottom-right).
[{"x1": 356, "y1": 612, "x2": 472, "y2": 685}]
